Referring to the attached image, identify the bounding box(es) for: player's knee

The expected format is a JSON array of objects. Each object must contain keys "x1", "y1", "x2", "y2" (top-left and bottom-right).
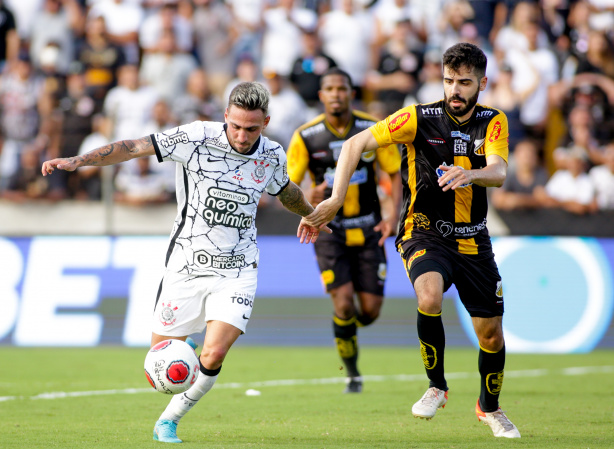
[
  {"x1": 357, "y1": 311, "x2": 379, "y2": 326},
  {"x1": 200, "y1": 346, "x2": 229, "y2": 367},
  {"x1": 478, "y1": 332, "x2": 504, "y2": 352}
]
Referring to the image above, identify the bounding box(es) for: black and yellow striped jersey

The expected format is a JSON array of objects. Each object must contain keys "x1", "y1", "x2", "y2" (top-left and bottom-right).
[
  {"x1": 369, "y1": 101, "x2": 509, "y2": 256},
  {"x1": 287, "y1": 110, "x2": 401, "y2": 225}
]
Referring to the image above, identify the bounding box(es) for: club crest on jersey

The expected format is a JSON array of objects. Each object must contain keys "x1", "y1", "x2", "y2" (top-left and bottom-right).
[
  {"x1": 159, "y1": 301, "x2": 178, "y2": 326},
  {"x1": 474, "y1": 138, "x2": 486, "y2": 155},
  {"x1": 388, "y1": 112, "x2": 410, "y2": 133},
  {"x1": 413, "y1": 213, "x2": 430, "y2": 230},
  {"x1": 496, "y1": 280, "x2": 503, "y2": 298},
  {"x1": 489, "y1": 121, "x2": 502, "y2": 142},
  {"x1": 251, "y1": 160, "x2": 269, "y2": 183},
  {"x1": 377, "y1": 263, "x2": 387, "y2": 280}
]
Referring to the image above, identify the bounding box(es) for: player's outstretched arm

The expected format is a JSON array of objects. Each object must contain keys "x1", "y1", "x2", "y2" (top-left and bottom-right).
[
  {"x1": 41, "y1": 136, "x2": 156, "y2": 176},
  {"x1": 278, "y1": 181, "x2": 332, "y2": 244},
  {"x1": 301, "y1": 129, "x2": 380, "y2": 230}
]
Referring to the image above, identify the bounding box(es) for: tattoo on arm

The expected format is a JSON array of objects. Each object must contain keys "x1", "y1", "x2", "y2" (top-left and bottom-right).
[
  {"x1": 278, "y1": 182, "x2": 314, "y2": 217},
  {"x1": 76, "y1": 136, "x2": 153, "y2": 167}
]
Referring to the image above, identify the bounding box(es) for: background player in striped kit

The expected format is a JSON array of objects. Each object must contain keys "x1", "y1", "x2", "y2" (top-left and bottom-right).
[{"x1": 287, "y1": 68, "x2": 401, "y2": 393}]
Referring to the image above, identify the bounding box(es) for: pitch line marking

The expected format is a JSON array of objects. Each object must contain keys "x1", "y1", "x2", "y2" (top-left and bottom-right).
[{"x1": 1, "y1": 365, "x2": 613, "y2": 403}]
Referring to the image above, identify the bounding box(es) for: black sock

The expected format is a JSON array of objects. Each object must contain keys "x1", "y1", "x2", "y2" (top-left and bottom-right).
[
  {"x1": 417, "y1": 308, "x2": 447, "y2": 391},
  {"x1": 478, "y1": 345, "x2": 505, "y2": 412},
  {"x1": 332, "y1": 315, "x2": 360, "y2": 378}
]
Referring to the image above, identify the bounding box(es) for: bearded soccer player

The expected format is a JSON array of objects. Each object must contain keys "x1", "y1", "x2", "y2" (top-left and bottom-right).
[
  {"x1": 42, "y1": 82, "x2": 329, "y2": 444},
  {"x1": 287, "y1": 68, "x2": 401, "y2": 393},
  {"x1": 299, "y1": 43, "x2": 520, "y2": 438}
]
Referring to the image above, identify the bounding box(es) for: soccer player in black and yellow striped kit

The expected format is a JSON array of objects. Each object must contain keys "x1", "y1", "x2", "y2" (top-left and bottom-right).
[
  {"x1": 299, "y1": 43, "x2": 521, "y2": 438},
  {"x1": 287, "y1": 68, "x2": 402, "y2": 393}
]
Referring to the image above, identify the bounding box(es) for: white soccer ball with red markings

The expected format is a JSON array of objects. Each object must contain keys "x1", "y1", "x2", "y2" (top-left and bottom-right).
[{"x1": 144, "y1": 339, "x2": 200, "y2": 395}]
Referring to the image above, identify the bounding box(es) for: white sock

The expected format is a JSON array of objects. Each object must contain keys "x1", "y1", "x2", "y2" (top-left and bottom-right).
[{"x1": 159, "y1": 373, "x2": 218, "y2": 423}]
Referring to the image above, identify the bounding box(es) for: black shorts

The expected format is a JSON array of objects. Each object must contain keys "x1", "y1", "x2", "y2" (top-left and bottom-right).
[
  {"x1": 401, "y1": 240, "x2": 503, "y2": 318},
  {"x1": 313, "y1": 227, "x2": 387, "y2": 295}
]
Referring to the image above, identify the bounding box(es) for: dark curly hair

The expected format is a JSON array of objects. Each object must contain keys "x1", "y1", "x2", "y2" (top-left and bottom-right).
[{"x1": 442, "y1": 43, "x2": 487, "y2": 79}]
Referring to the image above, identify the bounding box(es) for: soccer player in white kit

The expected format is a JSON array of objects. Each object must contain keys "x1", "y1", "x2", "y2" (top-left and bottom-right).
[{"x1": 42, "y1": 82, "x2": 329, "y2": 443}]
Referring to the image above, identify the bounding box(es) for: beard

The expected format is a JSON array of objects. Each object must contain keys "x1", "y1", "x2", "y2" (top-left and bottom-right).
[{"x1": 444, "y1": 87, "x2": 480, "y2": 118}]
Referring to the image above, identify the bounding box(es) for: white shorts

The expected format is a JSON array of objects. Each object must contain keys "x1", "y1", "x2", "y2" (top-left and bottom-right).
[{"x1": 151, "y1": 269, "x2": 258, "y2": 336}]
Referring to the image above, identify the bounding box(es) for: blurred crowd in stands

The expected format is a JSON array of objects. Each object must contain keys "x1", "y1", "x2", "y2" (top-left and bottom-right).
[{"x1": 0, "y1": 0, "x2": 613, "y2": 216}]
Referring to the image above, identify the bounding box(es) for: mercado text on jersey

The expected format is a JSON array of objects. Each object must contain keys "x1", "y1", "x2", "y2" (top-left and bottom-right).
[
  {"x1": 369, "y1": 102, "x2": 509, "y2": 256},
  {"x1": 152, "y1": 121, "x2": 289, "y2": 276},
  {"x1": 286, "y1": 111, "x2": 401, "y2": 225}
]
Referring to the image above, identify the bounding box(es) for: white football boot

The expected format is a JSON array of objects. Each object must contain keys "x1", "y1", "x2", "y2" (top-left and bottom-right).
[{"x1": 411, "y1": 387, "x2": 448, "y2": 419}]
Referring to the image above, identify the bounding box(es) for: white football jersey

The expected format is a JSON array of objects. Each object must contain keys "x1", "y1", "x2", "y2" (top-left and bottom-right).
[{"x1": 152, "y1": 121, "x2": 289, "y2": 276}]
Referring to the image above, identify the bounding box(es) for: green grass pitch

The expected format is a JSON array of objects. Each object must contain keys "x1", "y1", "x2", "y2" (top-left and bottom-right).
[{"x1": 2, "y1": 345, "x2": 613, "y2": 448}]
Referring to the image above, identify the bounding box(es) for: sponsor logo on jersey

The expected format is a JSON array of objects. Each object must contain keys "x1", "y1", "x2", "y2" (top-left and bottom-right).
[
  {"x1": 301, "y1": 122, "x2": 325, "y2": 138},
  {"x1": 406, "y1": 249, "x2": 426, "y2": 271},
  {"x1": 204, "y1": 187, "x2": 252, "y2": 229},
  {"x1": 259, "y1": 147, "x2": 279, "y2": 160},
  {"x1": 355, "y1": 119, "x2": 375, "y2": 129},
  {"x1": 436, "y1": 162, "x2": 471, "y2": 188},
  {"x1": 205, "y1": 136, "x2": 228, "y2": 149},
  {"x1": 251, "y1": 160, "x2": 269, "y2": 184},
  {"x1": 436, "y1": 220, "x2": 454, "y2": 237},
  {"x1": 427, "y1": 137, "x2": 445, "y2": 145},
  {"x1": 232, "y1": 169, "x2": 244, "y2": 181},
  {"x1": 194, "y1": 250, "x2": 248, "y2": 269},
  {"x1": 159, "y1": 131, "x2": 189, "y2": 148},
  {"x1": 476, "y1": 110, "x2": 494, "y2": 119},
  {"x1": 329, "y1": 140, "x2": 344, "y2": 161},
  {"x1": 421, "y1": 107, "x2": 443, "y2": 115},
  {"x1": 474, "y1": 138, "x2": 486, "y2": 155},
  {"x1": 388, "y1": 112, "x2": 410, "y2": 133},
  {"x1": 449, "y1": 218, "x2": 488, "y2": 238},
  {"x1": 312, "y1": 151, "x2": 327, "y2": 159},
  {"x1": 451, "y1": 130, "x2": 471, "y2": 141},
  {"x1": 324, "y1": 166, "x2": 368, "y2": 186},
  {"x1": 231, "y1": 292, "x2": 254, "y2": 308},
  {"x1": 159, "y1": 301, "x2": 178, "y2": 326},
  {"x1": 489, "y1": 121, "x2": 502, "y2": 142},
  {"x1": 454, "y1": 139, "x2": 467, "y2": 155}
]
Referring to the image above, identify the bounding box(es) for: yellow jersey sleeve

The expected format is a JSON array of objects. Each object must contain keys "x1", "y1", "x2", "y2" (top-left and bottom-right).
[
  {"x1": 369, "y1": 105, "x2": 418, "y2": 147},
  {"x1": 375, "y1": 143, "x2": 402, "y2": 174},
  {"x1": 286, "y1": 130, "x2": 310, "y2": 184},
  {"x1": 484, "y1": 112, "x2": 509, "y2": 164}
]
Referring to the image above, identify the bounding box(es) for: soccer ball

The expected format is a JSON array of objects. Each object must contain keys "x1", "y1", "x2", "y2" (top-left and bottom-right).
[{"x1": 144, "y1": 339, "x2": 200, "y2": 395}]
